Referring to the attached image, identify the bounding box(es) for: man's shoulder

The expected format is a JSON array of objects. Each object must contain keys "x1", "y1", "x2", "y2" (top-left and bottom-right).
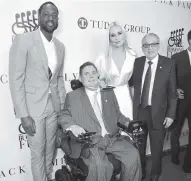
[
  {"x1": 134, "y1": 56, "x2": 146, "y2": 67},
  {"x1": 171, "y1": 50, "x2": 187, "y2": 59},
  {"x1": 135, "y1": 56, "x2": 145, "y2": 61},
  {"x1": 16, "y1": 30, "x2": 36, "y2": 38},
  {"x1": 159, "y1": 54, "x2": 171, "y2": 61},
  {"x1": 54, "y1": 38, "x2": 65, "y2": 49},
  {"x1": 159, "y1": 55, "x2": 174, "y2": 66},
  {"x1": 12, "y1": 31, "x2": 36, "y2": 47},
  {"x1": 66, "y1": 88, "x2": 83, "y2": 98}
]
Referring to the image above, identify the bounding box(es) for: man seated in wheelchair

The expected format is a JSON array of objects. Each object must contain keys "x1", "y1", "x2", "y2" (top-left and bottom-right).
[{"x1": 58, "y1": 62, "x2": 142, "y2": 181}]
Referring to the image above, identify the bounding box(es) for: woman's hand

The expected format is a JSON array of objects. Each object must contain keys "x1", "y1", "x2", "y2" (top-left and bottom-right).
[{"x1": 99, "y1": 79, "x2": 107, "y2": 89}]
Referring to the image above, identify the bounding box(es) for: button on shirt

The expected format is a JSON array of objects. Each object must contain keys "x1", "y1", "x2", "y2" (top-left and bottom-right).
[
  {"x1": 85, "y1": 88, "x2": 109, "y2": 136},
  {"x1": 141, "y1": 54, "x2": 159, "y2": 105}
]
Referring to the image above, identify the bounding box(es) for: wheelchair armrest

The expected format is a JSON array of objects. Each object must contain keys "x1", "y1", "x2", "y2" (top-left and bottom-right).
[
  {"x1": 118, "y1": 120, "x2": 145, "y2": 134},
  {"x1": 117, "y1": 122, "x2": 129, "y2": 133}
]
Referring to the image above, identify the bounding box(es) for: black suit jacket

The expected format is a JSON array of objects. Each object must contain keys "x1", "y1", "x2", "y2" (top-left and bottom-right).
[
  {"x1": 172, "y1": 50, "x2": 191, "y2": 99},
  {"x1": 130, "y1": 55, "x2": 177, "y2": 129}
]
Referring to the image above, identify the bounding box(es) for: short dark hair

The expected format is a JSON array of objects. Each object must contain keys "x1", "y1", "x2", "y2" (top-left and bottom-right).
[
  {"x1": 188, "y1": 30, "x2": 191, "y2": 42},
  {"x1": 38, "y1": 1, "x2": 58, "y2": 15},
  {"x1": 79, "y1": 62, "x2": 98, "y2": 76}
]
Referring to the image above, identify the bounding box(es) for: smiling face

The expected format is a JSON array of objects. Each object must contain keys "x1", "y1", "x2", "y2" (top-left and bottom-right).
[
  {"x1": 79, "y1": 65, "x2": 99, "y2": 90},
  {"x1": 38, "y1": 3, "x2": 58, "y2": 33},
  {"x1": 109, "y1": 25, "x2": 126, "y2": 48},
  {"x1": 142, "y1": 34, "x2": 160, "y2": 60}
]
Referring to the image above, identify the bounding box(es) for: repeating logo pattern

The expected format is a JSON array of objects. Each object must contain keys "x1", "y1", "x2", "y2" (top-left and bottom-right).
[
  {"x1": 77, "y1": 17, "x2": 150, "y2": 33},
  {"x1": 18, "y1": 124, "x2": 29, "y2": 150},
  {"x1": 167, "y1": 28, "x2": 184, "y2": 58},
  {"x1": 78, "y1": 17, "x2": 88, "y2": 29},
  {"x1": 12, "y1": 10, "x2": 38, "y2": 41}
]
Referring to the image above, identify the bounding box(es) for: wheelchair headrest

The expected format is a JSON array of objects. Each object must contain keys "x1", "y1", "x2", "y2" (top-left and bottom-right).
[{"x1": 70, "y1": 79, "x2": 83, "y2": 90}]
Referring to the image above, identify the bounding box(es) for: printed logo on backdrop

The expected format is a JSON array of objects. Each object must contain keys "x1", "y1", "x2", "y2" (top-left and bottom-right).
[
  {"x1": 154, "y1": 0, "x2": 191, "y2": 11},
  {"x1": 12, "y1": 10, "x2": 39, "y2": 41},
  {"x1": 167, "y1": 28, "x2": 184, "y2": 58},
  {"x1": 0, "y1": 74, "x2": 8, "y2": 84},
  {"x1": 78, "y1": 17, "x2": 88, "y2": 29},
  {"x1": 0, "y1": 165, "x2": 26, "y2": 178},
  {"x1": 18, "y1": 124, "x2": 29, "y2": 149},
  {"x1": 77, "y1": 17, "x2": 150, "y2": 33}
]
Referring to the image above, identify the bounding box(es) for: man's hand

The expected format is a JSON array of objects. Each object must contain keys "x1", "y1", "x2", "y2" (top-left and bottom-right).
[
  {"x1": 163, "y1": 117, "x2": 174, "y2": 128},
  {"x1": 124, "y1": 120, "x2": 130, "y2": 128},
  {"x1": 21, "y1": 116, "x2": 36, "y2": 136},
  {"x1": 67, "y1": 125, "x2": 86, "y2": 137},
  {"x1": 177, "y1": 88, "x2": 184, "y2": 99}
]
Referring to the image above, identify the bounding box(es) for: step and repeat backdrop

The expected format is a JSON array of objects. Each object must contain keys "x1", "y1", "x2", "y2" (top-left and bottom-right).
[{"x1": 1, "y1": 0, "x2": 191, "y2": 180}]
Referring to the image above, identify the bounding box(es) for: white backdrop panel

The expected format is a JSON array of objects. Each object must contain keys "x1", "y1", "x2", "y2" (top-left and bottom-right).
[{"x1": 0, "y1": 1, "x2": 190, "y2": 180}]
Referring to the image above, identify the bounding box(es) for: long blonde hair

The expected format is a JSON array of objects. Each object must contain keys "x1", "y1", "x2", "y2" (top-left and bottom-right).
[{"x1": 104, "y1": 21, "x2": 135, "y2": 71}]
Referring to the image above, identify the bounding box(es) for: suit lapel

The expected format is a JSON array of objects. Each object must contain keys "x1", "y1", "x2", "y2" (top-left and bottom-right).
[
  {"x1": 138, "y1": 57, "x2": 146, "y2": 83},
  {"x1": 136, "y1": 57, "x2": 146, "y2": 102},
  {"x1": 152, "y1": 55, "x2": 164, "y2": 94},
  {"x1": 80, "y1": 88, "x2": 100, "y2": 126},
  {"x1": 100, "y1": 90, "x2": 110, "y2": 131},
  {"x1": 51, "y1": 38, "x2": 62, "y2": 81},
  {"x1": 183, "y1": 50, "x2": 190, "y2": 68},
  {"x1": 32, "y1": 30, "x2": 49, "y2": 79}
]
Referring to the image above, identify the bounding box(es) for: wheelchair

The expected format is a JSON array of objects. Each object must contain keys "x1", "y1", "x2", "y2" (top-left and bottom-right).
[{"x1": 55, "y1": 79, "x2": 145, "y2": 181}]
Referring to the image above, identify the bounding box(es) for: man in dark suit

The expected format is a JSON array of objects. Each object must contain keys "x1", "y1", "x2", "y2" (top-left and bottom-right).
[
  {"x1": 129, "y1": 33, "x2": 177, "y2": 181},
  {"x1": 170, "y1": 30, "x2": 191, "y2": 174},
  {"x1": 59, "y1": 62, "x2": 142, "y2": 181}
]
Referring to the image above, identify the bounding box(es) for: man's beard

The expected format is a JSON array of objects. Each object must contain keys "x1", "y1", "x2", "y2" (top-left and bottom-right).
[{"x1": 40, "y1": 23, "x2": 58, "y2": 33}]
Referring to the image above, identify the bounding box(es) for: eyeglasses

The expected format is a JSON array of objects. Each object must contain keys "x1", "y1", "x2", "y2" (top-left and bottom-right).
[{"x1": 142, "y1": 43, "x2": 159, "y2": 48}]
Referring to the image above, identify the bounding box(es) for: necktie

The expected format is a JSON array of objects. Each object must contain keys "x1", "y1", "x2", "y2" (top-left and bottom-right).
[
  {"x1": 93, "y1": 92, "x2": 108, "y2": 136},
  {"x1": 141, "y1": 61, "x2": 153, "y2": 108},
  {"x1": 48, "y1": 67, "x2": 52, "y2": 80}
]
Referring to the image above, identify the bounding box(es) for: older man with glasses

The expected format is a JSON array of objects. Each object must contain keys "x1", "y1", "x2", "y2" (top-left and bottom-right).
[{"x1": 129, "y1": 33, "x2": 177, "y2": 181}]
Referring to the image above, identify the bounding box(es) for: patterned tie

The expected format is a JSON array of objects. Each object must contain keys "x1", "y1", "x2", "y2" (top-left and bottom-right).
[
  {"x1": 93, "y1": 92, "x2": 108, "y2": 136},
  {"x1": 141, "y1": 61, "x2": 153, "y2": 108},
  {"x1": 48, "y1": 67, "x2": 52, "y2": 80}
]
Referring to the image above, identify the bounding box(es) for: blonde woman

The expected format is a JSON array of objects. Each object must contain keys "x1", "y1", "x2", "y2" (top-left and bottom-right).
[{"x1": 95, "y1": 22, "x2": 136, "y2": 120}]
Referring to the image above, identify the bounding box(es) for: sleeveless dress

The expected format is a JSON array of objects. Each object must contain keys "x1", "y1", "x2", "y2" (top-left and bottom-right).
[{"x1": 95, "y1": 50, "x2": 135, "y2": 120}]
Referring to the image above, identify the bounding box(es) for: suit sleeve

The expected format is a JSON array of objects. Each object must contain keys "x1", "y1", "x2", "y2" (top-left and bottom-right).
[
  {"x1": 58, "y1": 44, "x2": 66, "y2": 110},
  {"x1": 58, "y1": 93, "x2": 77, "y2": 130},
  {"x1": 166, "y1": 59, "x2": 178, "y2": 120},
  {"x1": 9, "y1": 35, "x2": 29, "y2": 119},
  {"x1": 171, "y1": 54, "x2": 180, "y2": 89},
  {"x1": 129, "y1": 59, "x2": 136, "y2": 87},
  {"x1": 112, "y1": 90, "x2": 130, "y2": 125}
]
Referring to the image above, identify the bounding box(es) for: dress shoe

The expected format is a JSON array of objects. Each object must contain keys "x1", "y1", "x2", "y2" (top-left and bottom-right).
[{"x1": 149, "y1": 175, "x2": 159, "y2": 181}]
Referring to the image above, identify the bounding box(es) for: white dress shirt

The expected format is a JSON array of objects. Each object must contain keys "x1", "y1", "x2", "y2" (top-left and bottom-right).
[
  {"x1": 85, "y1": 88, "x2": 109, "y2": 136},
  {"x1": 39, "y1": 30, "x2": 57, "y2": 74},
  {"x1": 141, "y1": 54, "x2": 159, "y2": 105},
  {"x1": 187, "y1": 49, "x2": 191, "y2": 65}
]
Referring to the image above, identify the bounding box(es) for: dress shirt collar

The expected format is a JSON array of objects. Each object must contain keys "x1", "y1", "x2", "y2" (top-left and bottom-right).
[
  {"x1": 39, "y1": 29, "x2": 54, "y2": 44},
  {"x1": 85, "y1": 87, "x2": 101, "y2": 97},
  {"x1": 145, "y1": 54, "x2": 159, "y2": 65}
]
